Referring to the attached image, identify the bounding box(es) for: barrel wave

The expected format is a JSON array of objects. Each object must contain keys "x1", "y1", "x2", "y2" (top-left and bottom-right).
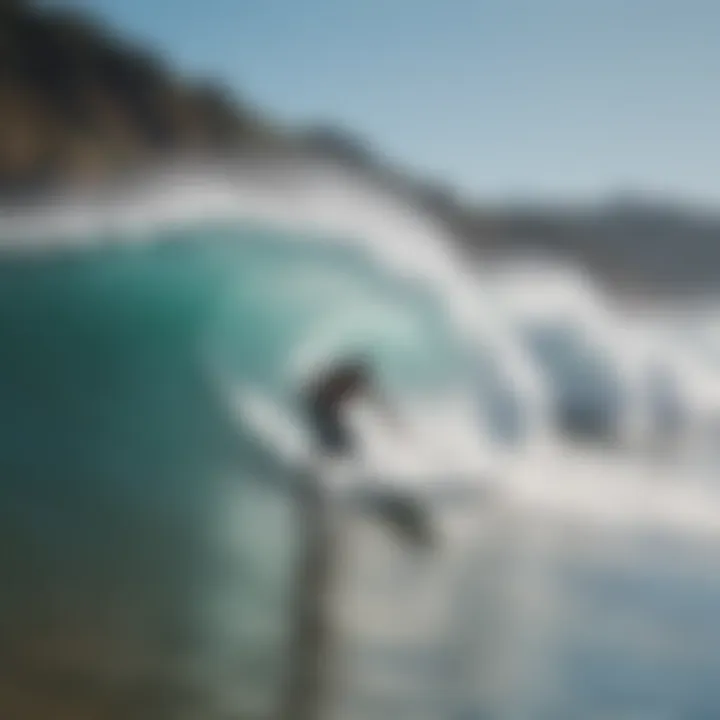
[{"x1": 3, "y1": 169, "x2": 720, "y2": 718}]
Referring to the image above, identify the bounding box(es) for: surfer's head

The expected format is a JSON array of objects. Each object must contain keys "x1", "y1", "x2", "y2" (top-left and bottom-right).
[
  {"x1": 302, "y1": 355, "x2": 376, "y2": 456},
  {"x1": 305, "y1": 356, "x2": 375, "y2": 410}
]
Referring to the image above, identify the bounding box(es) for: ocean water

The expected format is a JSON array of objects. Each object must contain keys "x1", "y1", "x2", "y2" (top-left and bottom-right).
[{"x1": 2, "y1": 171, "x2": 720, "y2": 719}]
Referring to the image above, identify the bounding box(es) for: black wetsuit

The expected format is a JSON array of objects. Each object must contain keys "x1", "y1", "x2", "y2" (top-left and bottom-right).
[
  {"x1": 303, "y1": 362, "x2": 370, "y2": 456},
  {"x1": 302, "y1": 360, "x2": 435, "y2": 549}
]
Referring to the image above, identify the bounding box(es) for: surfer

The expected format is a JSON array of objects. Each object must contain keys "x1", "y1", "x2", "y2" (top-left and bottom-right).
[
  {"x1": 301, "y1": 355, "x2": 434, "y2": 547},
  {"x1": 302, "y1": 357, "x2": 374, "y2": 457},
  {"x1": 280, "y1": 357, "x2": 436, "y2": 720}
]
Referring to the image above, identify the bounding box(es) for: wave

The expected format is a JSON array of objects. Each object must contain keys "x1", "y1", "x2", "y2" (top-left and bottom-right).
[
  {"x1": 6, "y1": 163, "x2": 720, "y2": 720},
  {"x1": 2, "y1": 160, "x2": 720, "y2": 533}
]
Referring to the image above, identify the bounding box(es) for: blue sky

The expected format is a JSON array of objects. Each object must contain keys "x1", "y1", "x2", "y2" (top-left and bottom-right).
[{"x1": 64, "y1": 0, "x2": 720, "y2": 203}]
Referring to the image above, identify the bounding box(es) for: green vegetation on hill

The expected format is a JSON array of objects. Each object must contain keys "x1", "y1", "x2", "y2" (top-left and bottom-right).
[{"x1": 0, "y1": 0, "x2": 284, "y2": 192}]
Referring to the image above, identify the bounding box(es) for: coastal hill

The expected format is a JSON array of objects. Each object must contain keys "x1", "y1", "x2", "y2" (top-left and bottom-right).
[
  {"x1": 0, "y1": 0, "x2": 285, "y2": 194},
  {"x1": 300, "y1": 126, "x2": 720, "y2": 296},
  {"x1": 1, "y1": 0, "x2": 719, "y2": 296}
]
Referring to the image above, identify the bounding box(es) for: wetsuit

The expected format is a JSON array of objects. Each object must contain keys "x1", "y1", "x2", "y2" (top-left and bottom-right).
[
  {"x1": 303, "y1": 361, "x2": 370, "y2": 456},
  {"x1": 302, "y1": 359, "x2": 434, "y2": 549}
]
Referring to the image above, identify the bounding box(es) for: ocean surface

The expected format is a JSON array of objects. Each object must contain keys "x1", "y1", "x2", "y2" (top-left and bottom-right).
[{"x1": 2, "y1": 170, "x2": 720, "y2": 719}]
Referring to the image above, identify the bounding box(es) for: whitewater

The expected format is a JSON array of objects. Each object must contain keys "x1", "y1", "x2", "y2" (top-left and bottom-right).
[{"x1": 2, "y1": 160, "x2": 720, "y2": 719}]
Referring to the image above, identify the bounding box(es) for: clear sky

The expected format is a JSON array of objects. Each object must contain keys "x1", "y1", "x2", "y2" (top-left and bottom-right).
[{"x1": 62, "y1": 0, "x2": 720, "y2": 203}]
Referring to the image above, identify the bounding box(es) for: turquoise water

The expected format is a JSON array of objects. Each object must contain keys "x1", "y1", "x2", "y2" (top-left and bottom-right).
[
  {"x1": 0, "y1": 219, "x2": 480, "y2": 718},
  {"x1": 3, "y1": 215, "x2": 720, "y2": 719}
]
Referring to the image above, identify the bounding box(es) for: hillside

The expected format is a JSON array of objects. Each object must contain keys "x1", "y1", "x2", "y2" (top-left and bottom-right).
[
  {"x1": 0, "y1": 0, "x2": 286, "y2": 194},
  {"x1": 301, "y1": 126, "x2": 720, "y2": 296}
]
